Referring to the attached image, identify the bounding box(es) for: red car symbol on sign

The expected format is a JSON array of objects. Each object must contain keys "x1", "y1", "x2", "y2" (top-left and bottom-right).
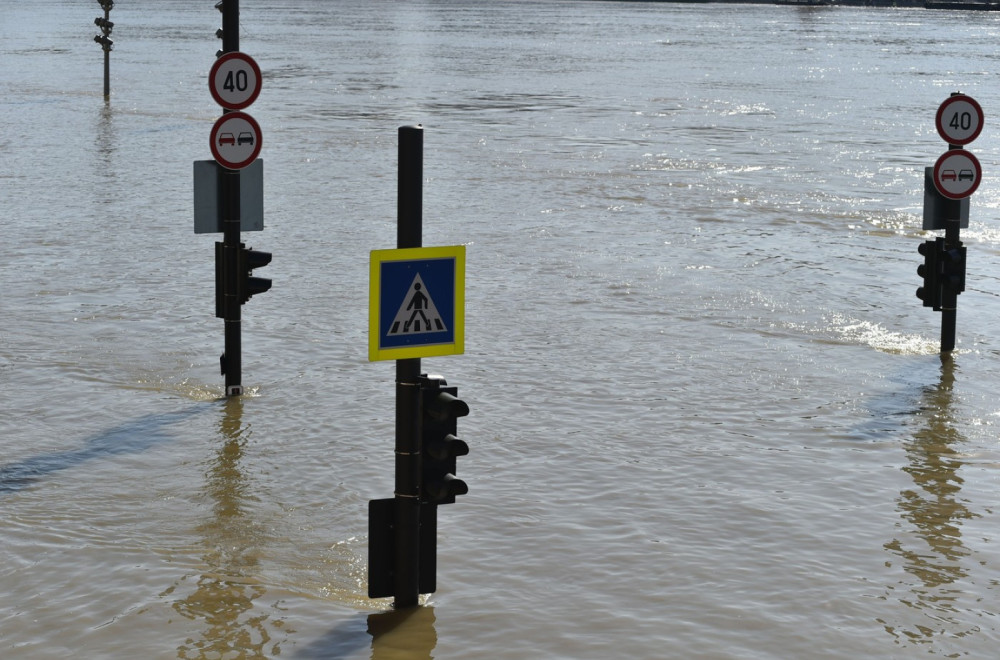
[
  {"x1": 210, "y1": 111, "x2": 262, "y2": 170},
  {"x1": 933, "y1": 149, "x2": 982, "y2": 200}
]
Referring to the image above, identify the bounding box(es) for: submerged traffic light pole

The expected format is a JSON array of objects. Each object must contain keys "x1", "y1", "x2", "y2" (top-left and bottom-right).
[
  {"x1": 93, "y1": 0, "x2": 114, "y2": 98},
  {"x1": 939, "y1": 218, "x2": 965, "y2": 353},
  {"x1": 368, "y1": 126, "x2": 470, "y2": 607},
  {"x1": 220, "y1": 0, "x2": 243, "y2": 396},
  {"x1": 916, "y1": 93, "x2": 982, "y2": 354},
  {"x1": 916, "y1": 221, "x2": 966, "y2": 353},
  {"x1": 394, "y1": 125, "x2": 426, "y2": 608},
  {"x1": 212, "y1": 0, "x2": 270, "y2": 396}
]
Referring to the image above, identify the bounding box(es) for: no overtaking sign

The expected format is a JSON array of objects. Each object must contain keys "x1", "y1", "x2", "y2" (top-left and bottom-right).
[
  {"x1": 210, "y1": 111, "x2": 261, "y2": 170},
  {"x1": 933, "y1": 149, "x2": 982, "y2": 200}
]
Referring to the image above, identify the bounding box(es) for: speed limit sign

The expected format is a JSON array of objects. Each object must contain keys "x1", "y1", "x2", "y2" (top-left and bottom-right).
[
  {"x1": 936, "y1": 94, "x2": 984, "y2": 146},
  {"x1": 209, "y1": 51, "x2": 262, "y2": 110}
]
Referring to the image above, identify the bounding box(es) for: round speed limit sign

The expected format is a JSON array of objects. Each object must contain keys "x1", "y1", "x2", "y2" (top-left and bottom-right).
[
  {"x1": 209, "y1": 51, "x2": 262, "y2": 110},
  {"x1": 936, "y1": 94, "x2": 984, "y2": 146}
]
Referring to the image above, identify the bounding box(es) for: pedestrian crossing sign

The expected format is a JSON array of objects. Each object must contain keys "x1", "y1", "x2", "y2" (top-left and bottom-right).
[{"x1": 369, "y1": 245, "x2": 465, "y2": 361}]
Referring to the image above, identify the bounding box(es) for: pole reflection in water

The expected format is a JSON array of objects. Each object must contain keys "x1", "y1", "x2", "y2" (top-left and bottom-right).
[
  {"x1": 172, "y1": 397, "x2": 274, "y2": 658},
  {"x1": 95, "y1": 101, "x2": 115, "y2": 179},
  {"x1": 291, "y1": 606, "x2": 437, "y2": 659},
  {"x1": 367, "y1": 606, "x2": 437, "y2": 660},
  {"x1": 882, "y1": 355, "x2": 977, "y2": 645}
]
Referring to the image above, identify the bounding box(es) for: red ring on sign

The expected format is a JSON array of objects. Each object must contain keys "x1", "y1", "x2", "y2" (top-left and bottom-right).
[
  {"x1": 210, "y1": 111, "x2": 262, "y2": 170},
  {"x1": 209, "y1": 52, "x2": 262, "y2": 110},
  {"x1": 935, "y1": 94, "x2": 984, "y2": 146},
  {"x1": 932, "y1": 149, "x2": 981, "y2": 200}
]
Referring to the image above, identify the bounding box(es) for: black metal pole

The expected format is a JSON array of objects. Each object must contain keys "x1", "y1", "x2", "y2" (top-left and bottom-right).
[
  {"x1": 221, "y1": 0, "x2": 242, "y2": 396},
  {"x1": 94, "y1": 1, "x2": 112, "y2": 98},
  {"x1": 941, "y1": 217, "x2": 960, "y2": 353},
  {"x1": 394, "y1": 125, "x2": 423, "y2": 608},
  {"x1": 102, "y1": 4, "x2": 110, "y2": 99},
  {"x1": 938, "y1": 138, "x2": 963, "y2": 354}
]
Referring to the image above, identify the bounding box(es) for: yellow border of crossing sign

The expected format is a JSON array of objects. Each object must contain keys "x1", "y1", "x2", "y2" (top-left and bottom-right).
[{"x1": 368, "y1": 245, "x2": 465, "y2": 361}]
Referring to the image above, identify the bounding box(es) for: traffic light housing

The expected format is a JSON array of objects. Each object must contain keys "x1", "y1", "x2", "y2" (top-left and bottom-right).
[
  {"x1": 419, "y1": 376, "x2": 469, "y2": 505},
  {"x1": 94, "y1": 17, "x2": 114, "y2": 34},
  {"x1": 916, "y1": 238, "x2": 943, "y2": 310},
  {"x1": 93, "y1": 34, "x2": 113, "y2": 51},
  {"x1": 941, "y1": 243, "x2": 966, "y2": 296},
  {"x1": 215, "y1": 2, "x2": 224, "y2": 55},
  {"x1": 237, "y1": 244, "x2": 272, "y2": 304},
  {"x1": 215, "y1": 242, "x2": 272, "y2": 317},
  {"x1": 369, "y1": 375, "x2": 472, "y2": 599}
]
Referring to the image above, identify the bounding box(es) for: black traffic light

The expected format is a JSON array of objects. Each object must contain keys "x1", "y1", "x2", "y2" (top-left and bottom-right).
[
  {"x1": 419, "y1": 376, "x2": 469, "y2": 505},
  {"x1": 98, "y1": 0, "x2": 114, "y2": 11},
  {"x1": 916, "y1": 238, "x2": 943, "y2": 310},
  {"x1": 237, "y1": 244, "x2": 271, "y2": 304},
  {"x1": 93, "y1": 34, "x2": 113, "y2": 51},
  {"x1": 94, "y1": 17, "x2": 114, "y2": 34},
  {"x1": 215, "y1": 243, "x2": 271, "y2": 315},
  {"x1": 941, "y1": 243, "x2": 966, "y2": 296},
  {"x1": 214, "y1": 1, "x2": 224, "y2": 55}
]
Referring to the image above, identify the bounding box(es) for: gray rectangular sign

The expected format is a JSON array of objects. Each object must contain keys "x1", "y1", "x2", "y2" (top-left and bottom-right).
[
  {"x1": 923, "y1": 166, "x2": 968, "y2": 231},
  {"x1": 193, "y1": 159, "x2": 264, "y2": 233}
]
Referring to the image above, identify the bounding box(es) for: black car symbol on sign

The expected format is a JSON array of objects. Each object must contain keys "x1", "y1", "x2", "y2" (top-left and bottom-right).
[
  {"x1": 238, "y1": 132, "x2": 254, "y2": 146},
  {"x1": 959, "y1": 169, "x2": 974, "y2": 181}
]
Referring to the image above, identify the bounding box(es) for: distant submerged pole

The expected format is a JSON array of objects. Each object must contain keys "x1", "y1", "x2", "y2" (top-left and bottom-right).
[
  {"x1": 93, "y1": 0, "x2": 114, "y2": 98},
  {"x1": 921, "y1": 91, "x2": 981, "y2": 354}
]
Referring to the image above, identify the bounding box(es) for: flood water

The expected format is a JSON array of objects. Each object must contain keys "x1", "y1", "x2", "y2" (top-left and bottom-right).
[{"x1": 2, "y1": 1, "x2": 1000, "y2": 657}]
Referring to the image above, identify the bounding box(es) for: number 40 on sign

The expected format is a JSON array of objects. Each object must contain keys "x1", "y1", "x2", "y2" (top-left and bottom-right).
[
  {"x1": 936, "y1": 94, "x2": 983, "y2": 146},
  {"x1": 209, "y1": 51, "x2": 262, "y2": 111}
]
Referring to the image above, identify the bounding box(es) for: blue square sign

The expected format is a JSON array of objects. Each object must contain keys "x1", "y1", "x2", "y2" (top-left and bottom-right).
[{"x1": 369, "y1": 246, "x2": 465, "y2": 361}]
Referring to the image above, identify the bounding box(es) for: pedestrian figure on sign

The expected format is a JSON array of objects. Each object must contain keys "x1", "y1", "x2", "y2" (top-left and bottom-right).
[{"x1": 404, "y1": 283, "x2": 431, "y2": 332}]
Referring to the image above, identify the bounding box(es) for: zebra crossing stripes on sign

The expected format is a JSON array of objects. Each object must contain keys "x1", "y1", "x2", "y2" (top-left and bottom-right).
[
  {"x1": 388, "y1": 273, "x2": 447, "y2": 336},
  {"x1": 368, "y1": 245, "x2": 466, "y2": 362}
]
